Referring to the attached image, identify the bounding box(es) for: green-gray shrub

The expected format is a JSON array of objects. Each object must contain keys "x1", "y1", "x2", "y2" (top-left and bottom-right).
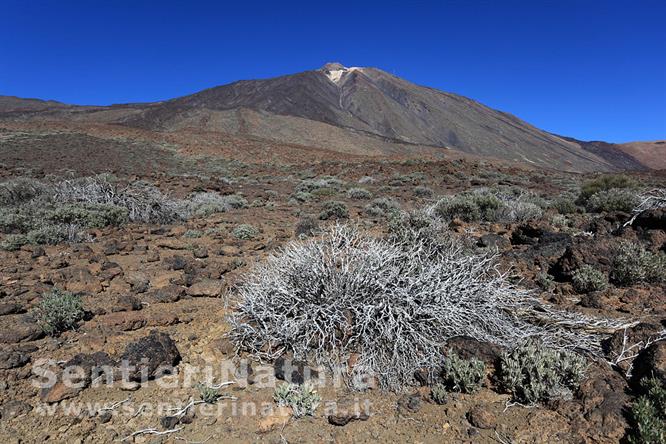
[
  {"x1": 364, "y1": 198, "x2": 400, "y2": 218},
  {"x1": 431, "y1": 383, "x2": 448, "y2": 405},
  {"x1": 611, "y1": 242, "x2": 666, "y2": 286},
  {"x1": 47, "y1": 203, "x2": 128, "y2": 228},
  {"x1": 442, "y1": 351, "x2": 485, "y2": 393},
  {"x1": 183, "y1": 229, "x2": 203, "y2": 238},
  {"x1": 232, "y1": 224, "x2": 259, "y2": 240},
  {"x1": 499, "y1": 340, "x2": 587, "y2": 404},
  {"x1": 196, "y1": 383, "x2": 222, "y2": 404},
  {"x1": 413, "y1": 186, "x2": 434, "y2": 198},
  {"x1": 0, "y1": 177, "x2": 46, "y2": 206},
  {"x1": 26, "y1": 224, "x2": 76, "y2": 245},
  {"x1": 347, "y1": 187, "x2": 372, "y2": 200},
  {"x1": 629, "y1": 377, "x2": 666, "y2": 444},
  {"x1": 37, "y1": 288, "x2": 85, "y2": 335},
  {"x1": 0, "y1": 234, "x2": 29, "y2": 251},
  {"x1": 319, "y1": 201, "x2": 349, "y2": 220},
  {"x1": 571, "y1": 265, "x2": 608, "y2": 293},
  {"x1": 273, "y1": 383, "x2": 321, "y2": 418},
  {"x1": 585, "y1": 188, "x2": 639, "y2": 213},
  {"x1": 552, "y1": 197, "x2": 578, "y2": 215},
  {"x1": 579, "y1": 174, "x2": 639, "y2": 203}
]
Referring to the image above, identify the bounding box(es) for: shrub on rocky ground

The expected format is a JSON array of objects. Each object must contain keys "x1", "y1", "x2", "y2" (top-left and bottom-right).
[
  {"x1": 196, "y1": 383, "x2": 222, "y2": 404},
  {"x1": 364, "y1": 197, "x2": 401, "y2": 218},
  {"x1": 228, "y1": 223, "x2": 623, "y2": 391},
  {"x1": 578, "y1": 174, "x2": 639, "y2": 204},
  {"x1": 433, "y1": 188, "x2": 543, "y2": 223},
  {"x1": 430, "y1": 384, "x2": 447, "y2": 404},
  {"x1": 629, "y1": 377, "x2": 666, "y2": 444},
  {"x1": 552, "y1": 196, "x2": 579, "y2": 215},
  {"x1": 0, "y1": 234, "x2": 29, "y2": 251},
  {"x1": 296, "y1": 177, "x2": 344, "y2": 194},
  {"x1": 585, "y1": 188, "x2": 639, "y2": 213},
  {"x1": 572, "y1": 265, "x2": 608, "y2": 293},
  {"x1": 499, "y1": 340, "x2": 587, "y2": 404},
  {"x1": 186, "y1": 192, "x2": 247, "y2": 217},
  {"x1": 294, "y1": 216, "x2": 319, "y2": 239},
  {"x1": 232, "y1": 224, "x2": 259, "y2": 240},
  {"x1": 442, "y1": 351, "x2": 485, "y2": 393},
  {"x1": 413, "y1": 185, "x2": 434, "y2": 198},
  {"x1": 346, "y1": 187, "x2": 372, "y2": 200},
  {"x1": 611, "y1": 242, "x2": 666, "y2": 286},
  {"x1": 318, "y1": 201, "x2": 349, "y2": 220},
  {"x1": 273, "y1": 383, "x2": 321, "y2": 418},
  {"x1": 0, "y1": 177, "x2": 46, "y2": 206},
  {"x1": 36, "y1": 288, "x2": 85, "y2": 336}
]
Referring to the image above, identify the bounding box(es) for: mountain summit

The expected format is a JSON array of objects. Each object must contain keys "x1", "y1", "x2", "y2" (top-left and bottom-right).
[{"x1": 0, "y1": 64, "x2": 646, "y2": 171}]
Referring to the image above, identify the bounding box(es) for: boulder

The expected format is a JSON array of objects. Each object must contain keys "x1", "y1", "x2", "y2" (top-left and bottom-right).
[{"x1": 120, "y1": 330, "x2": 181, "y2": 381}]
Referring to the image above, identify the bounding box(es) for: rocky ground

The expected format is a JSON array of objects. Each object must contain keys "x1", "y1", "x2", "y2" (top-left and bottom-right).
[{"x1": 0, "y1": 144, "x2": 664, "y2": 443}]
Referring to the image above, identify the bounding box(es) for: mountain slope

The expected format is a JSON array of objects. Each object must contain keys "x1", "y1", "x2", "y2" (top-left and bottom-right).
[{"x1": 0, "y1": 63, "x2": 653, "y2": 172}]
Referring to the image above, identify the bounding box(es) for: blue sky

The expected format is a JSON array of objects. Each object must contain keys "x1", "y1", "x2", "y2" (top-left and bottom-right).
[{"x1": 1, "y1": 0, "x2": 664, "y2": 142}]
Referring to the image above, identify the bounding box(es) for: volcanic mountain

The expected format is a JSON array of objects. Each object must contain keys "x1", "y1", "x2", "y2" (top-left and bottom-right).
[{"x1": 0, "y1": 63, "x2": 649, "y2": 172}]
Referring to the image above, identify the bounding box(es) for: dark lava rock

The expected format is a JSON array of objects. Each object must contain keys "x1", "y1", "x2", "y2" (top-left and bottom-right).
[
  {"x1": 160, "y1": 415, "x2": 180, "y2": 429},
  {"x1": 0, "y1": 314, "x2": 45, "y2": 344},
  {"x1": 0, "y1": 400, "x2": 32, "y2": 420},
  {"x1": 151, "y1": 285, "x2": 185, "y2": 303},
  {"x1": 98, "y1": 411, "x2": 112, "y2": 423},
  {"x1": 397, "y1": 394, "x2": 422, "y2": 413},
  {"x1": 467, "y1": 405, "x2": 496, "y2": 429},
  {"x1": 631, "y1": 341, "x2": 666, "y2": 387},
  {"x1": 0, "y1": 350, "x2": 30, "y2": 369},
  {"x1": 574, "y1": 363, "x2": 629, "y2": 442},
  {"x1": 0, "y1": 302, "x2": 25, "y2": 316},
  {"x1": 328, "y1": 412, "x2": 370, "y2": 426},
  {"x1": 65, "y1": 351, "x2": 117, "y2": 379},
  {"x1": 477, "y1": 234, "x2": 509, "y2": 249},
  {"x1": 164, "y1": 255, "x2": 187, "y2": 271},
  {"x1": 273, "y1": 357, "x2": 318, "y2": 384},
  {"x1": 446, "y1": 336, "x2": 504, "y2": 366},
  {"x1": 511, "y1": 224, "x2": 543, "y2": 245},
  {"x1": 633, "y1": 209, "x2": 666, "y2": 231},
  {"x1": 112, "y1": 294, "x2": 142, "y2": 312},
  {"x1": 120, "y1": 330, "x2": 181, "y2": 381}
]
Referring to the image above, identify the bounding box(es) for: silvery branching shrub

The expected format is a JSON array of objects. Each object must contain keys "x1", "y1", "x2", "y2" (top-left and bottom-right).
[{"x1": 228, "y1": 223, "x2": 629, "y2": 392}]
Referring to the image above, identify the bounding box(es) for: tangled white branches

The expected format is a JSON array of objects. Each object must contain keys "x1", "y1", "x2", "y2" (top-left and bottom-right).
[
  {"x1": 228, "y1": 223, "x2": 630, "y2": 391},
  {"x1": 624, "y1": 188, "x2": 666, "y2": 227}
]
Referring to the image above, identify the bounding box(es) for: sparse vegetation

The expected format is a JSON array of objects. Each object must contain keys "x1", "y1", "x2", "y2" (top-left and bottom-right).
[
  {"x1": 499, "y1": 340, "x2": 587, "y2": 404},
  {"x1": 347, "y1": 187, "x2": 372, "y2": 200},
  {"x1": 442, "y1": 351, "x2": 485, "y2": 393},
  {"x1": 611, "y1": 242, "x2": 666, "y2": 286},
  {"x1": 433, "y1": 188, "x2": 543, "y2": 223},
  {"x1": 318, "y1": 200, "x2": 349, "y2": 220},
  {"x1": 232, "y1": 224, "x2": 259, "y2": 240},
  {"x1": 413, "y1": 185, "x2": 434, "y2": 198},
  {"x1": 585, "y1": 188, "x2": 639, "y2": 213},
  {"x1": 273, "y1": 383, "x2": 321, "y2": 418},
  {"x1": 196, "y1": 383, "x2": 223, "y2": 404},
  {"x1": 629, "y1": 377, "x2": 666, "y2": 444},
  {"x1": 572, "y1": 265, "x2": 608, "y2": 293},
  {"x1": 578, "y1": 174, "x2": 639, "y2": 204},
  {"x1": 294, "y1": 216, "x2": 319, "y2": 239},
  {"x1": 431, "y1": 384, "x2": 448, "y2": 404},
  {"x1": 36, "y1": 288, "x2": 85, "y2": 336},
  {"x1": 364, "y1": 197, "x2": 400, "y2": 218}
]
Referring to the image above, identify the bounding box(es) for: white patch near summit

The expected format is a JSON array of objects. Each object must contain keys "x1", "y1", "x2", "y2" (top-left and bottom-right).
[{"x1": 325, "y1": 66, "x2": 362, "y2": 84}]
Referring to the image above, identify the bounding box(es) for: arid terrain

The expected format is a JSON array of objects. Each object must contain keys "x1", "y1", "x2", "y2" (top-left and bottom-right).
[{"x1": 0, "y1": 65, "x2": 665, "y2": 444}]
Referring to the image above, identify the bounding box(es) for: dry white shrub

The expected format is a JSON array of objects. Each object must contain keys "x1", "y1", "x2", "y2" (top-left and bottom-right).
[{"x1": 228, "y1": 223, "x2": 630, "y2": 391}]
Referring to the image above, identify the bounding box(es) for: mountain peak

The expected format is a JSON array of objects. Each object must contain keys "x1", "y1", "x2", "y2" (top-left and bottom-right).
[
  {"x1": 320, "y1": 62, "x2": 365, "y2": 84},
  {"x1": 321, "y1": 62, "x2": 346, "y2": 71}
]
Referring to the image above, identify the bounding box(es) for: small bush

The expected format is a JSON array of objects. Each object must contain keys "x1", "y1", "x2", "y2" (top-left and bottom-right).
[
  {"x1": 413, "y1": 186, "x2": 434, "y2": 198},
  {"x1": 37, "y1": 288, "x2": 85, "y2": 335},
  {"x1": 585, "y1": 188, "x2": 639, "y2": 213},
  {"x1": 26, "y1": 224, "x2": 80, "y2": 245},
  {"x1": 0, "y1": 177, "x2": 46, "y2": 206},
  {"x1": 499, "y1": 340, "x2": 587, "y2": 404},
  {"x1": 0, "y1": 234, "x2": 29, "y2": 251},
  {"x1": 347, "y1": 187, "x2": 372, "y2": 200},
  {"x1": 579, "y1": 174, "x2": 638, "y2": 203},
  {"x1": 571, "y1": 265, "x2": 608, "y2": 293},
  {"x1": 196, "y1": 383, "x2": 222, "y2": 404},
  {"x1": 47, "y1": 203, "x2": 128, "y2": 228},
  {"x1": 358, "y1": 176, "x2": 375, "y2": 184},
  {"x1": 273, "y1": 383, "x2": 321, "y2": 418},
  {"x1": 232, "y1": 224, "x2": 259, "y2": 240},
  {"x1": 364, "y1": 198, "x2": 401, "y2": 218},
  {"x1": 294, "y1": 216, "x2": 319, "y2": 239},
  {"x1": 296, "y1": 177, "x2": 344, "y2": 194},
  {"x1": 442, "y1": 351, "x2": 485, "y2": 393},
  {"x1": 187, "y1": 193, "x2": 247, "y2": 217},
  {"x1": 319, "y1": 201, "x2": 349, "y2": 220},
  {"x1": 536, "y1": 273, "x2": 555, "y2": 291},
  {"x1": 183, "y1": 230, "x2": 203, "y2": 238},
  {"x1": 629, "y1": 377, "x2": 666, "y2": 444},
  {"x1": 433, "y1": 188, "x2": 542, "y2": 223},
  {"x1": 552, "y1": 197, "x2": 578, "y2": 215},
  {"x1": 611, "y1": 242, "x2": 666, "y2": 286},
  {"x1": 431, "y1": 384, "x2": 448, "y2": 405}
]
